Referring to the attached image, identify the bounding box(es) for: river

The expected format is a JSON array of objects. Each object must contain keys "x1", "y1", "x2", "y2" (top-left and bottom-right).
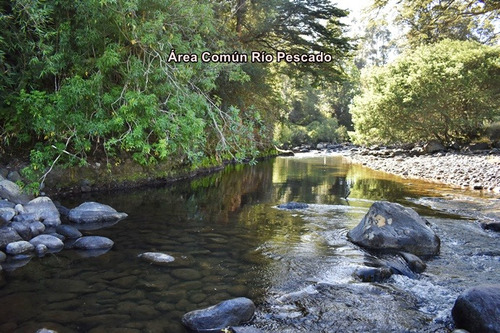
[{"x1": 0, "y1": 154, "x2": 499, "y2": 332}]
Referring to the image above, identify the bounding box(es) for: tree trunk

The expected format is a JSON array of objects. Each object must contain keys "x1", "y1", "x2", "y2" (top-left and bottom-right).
[{"x1": 236, "y1": 0, "x2": 246, "y2": 37}]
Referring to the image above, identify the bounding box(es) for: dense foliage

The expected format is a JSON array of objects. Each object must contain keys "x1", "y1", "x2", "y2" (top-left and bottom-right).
[
  {"x1": 0, "y1": 0, "x2": 351, "y2": 191},
  {"x1": 351, "y1": 40, "x2": 500, "y2": 145},
  {"x1": 370, "y1": 0, "x2": 500, "y2": 47}
]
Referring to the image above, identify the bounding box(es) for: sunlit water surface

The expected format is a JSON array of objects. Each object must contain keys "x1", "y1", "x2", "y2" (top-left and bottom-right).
[{"x1": 1, "y1": 155, "x2": 499, "y2": 332}]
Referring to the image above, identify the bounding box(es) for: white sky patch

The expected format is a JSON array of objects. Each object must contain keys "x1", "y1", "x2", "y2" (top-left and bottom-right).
[{"x1": 332, "y1": 0, "x2": 373, "y2": 36}]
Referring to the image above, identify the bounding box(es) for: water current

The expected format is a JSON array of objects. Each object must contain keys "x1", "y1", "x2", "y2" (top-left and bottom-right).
[{"x1": 0, "y1": 154, "x2": 499, "y2": 332}]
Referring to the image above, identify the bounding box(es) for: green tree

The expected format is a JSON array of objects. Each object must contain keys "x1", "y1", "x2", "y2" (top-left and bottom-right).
[
  {"x1": 354, "y1": 17, "x2": 397, "y2": 68},
  {"x1": 371, "y1": 0, "x2": 500, "y2": 47},
  {"x1": 351, "y1": 39, "x2": 500, "y2": 145},
  {"x1": 231, "y1": 0, "x2": 353, "y2": 82}
]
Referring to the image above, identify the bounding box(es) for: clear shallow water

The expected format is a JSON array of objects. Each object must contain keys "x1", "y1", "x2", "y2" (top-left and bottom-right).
[{"x1": 0, "y1": 155, "x2": 499, "y2": 332}]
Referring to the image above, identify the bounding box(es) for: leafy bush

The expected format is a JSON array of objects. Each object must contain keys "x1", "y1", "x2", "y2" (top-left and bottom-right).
[
  {"x1": 0, "y1": 0, "x2": 268, "y2": 191},
  {"x1": 275, "y1": 117, "x2": 347, "y2": 147},
  {"x1": 351, "y1": 39, "x2": 500, "y2": 145},
  {"x1": 307, "y1": 118, "x2": 341, "y2": 143}
]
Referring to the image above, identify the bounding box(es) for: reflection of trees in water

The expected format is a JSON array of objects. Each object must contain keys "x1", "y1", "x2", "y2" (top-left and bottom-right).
[
  {"x1": 78, "y1": 156, "x2": 420, "y2": 231},
  {"x1": 273, "y1": 158, "x2": 352, "y2": 205},
  {"x1": 328, "y1": 177, "x2": 352, "y2": 200},
  {"x1": 349, "y1": 178, "x2": 408, "y2": 202},
  {"x1": 187, "y1": 161, "x2": 275, "y2": 223},
  {"x1": 67, "y1": 161, "x2": 275, "y2": 226}
]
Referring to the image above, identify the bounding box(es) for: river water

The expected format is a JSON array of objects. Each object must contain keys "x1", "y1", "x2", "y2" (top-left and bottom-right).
[{"x1": 1, "y1": 155, "x2": 499, "y2": 332}]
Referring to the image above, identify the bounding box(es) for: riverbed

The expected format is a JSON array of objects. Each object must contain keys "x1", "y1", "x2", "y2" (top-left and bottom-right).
[{"x1": 0, "y1": 156, "x2": 499, "y2": 332}]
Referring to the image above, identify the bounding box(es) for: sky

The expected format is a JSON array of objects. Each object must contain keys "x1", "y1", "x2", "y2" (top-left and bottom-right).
[
  {"x1": 332, "y1": 0, "x2": 374, "y2": 36},
  {"x1": 333, "y1": 0, "x2": 372, "y2": 19}
]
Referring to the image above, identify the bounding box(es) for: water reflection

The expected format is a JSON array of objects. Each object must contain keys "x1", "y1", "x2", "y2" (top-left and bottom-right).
[{"x1": 0, "y1": 155, "x2": 497, "y2": 332}]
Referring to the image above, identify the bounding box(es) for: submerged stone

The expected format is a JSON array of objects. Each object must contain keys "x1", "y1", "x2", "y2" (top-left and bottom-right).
[
  {"x1": 481, "y1": 222, "x2": 500, "y2": 232},
  {"x1": 139, "y1": 252, "x2": 175, "y2": 265},
  {"x1": 400, "y1": 252, "x2": 427, "y2": 273},
  {"x1": 354, "y1": 267, "x2": 393, "y2": 282}
]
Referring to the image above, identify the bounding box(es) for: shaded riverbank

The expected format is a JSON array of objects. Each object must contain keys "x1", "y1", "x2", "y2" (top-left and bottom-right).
[{"x1": 0, "y1": 151, "x2": 278, "y2": 197}]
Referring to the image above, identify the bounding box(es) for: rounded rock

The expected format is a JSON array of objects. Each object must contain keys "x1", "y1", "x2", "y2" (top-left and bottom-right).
[
  {"x1": 452, "y1": 284, "x2": 500, "y2": 332},
  {"x1": 6, "y1": 240, "x2": 35, "y2": 255},
  {"x1": 139, "y1": 252, "x2": 175, "y2": 265},
  {"x1": 182, "y1": 297, "x2": 256, "y2": 331},
  {"x1": 35, "y1": 244, "x2": 48, "y2": 256},
  {"x1": 72, "y1": 236, "x2": 114, "y2": 250},
  {"x1": 68, "y1": 202, "x2": 128, "y2": 224},
  {"x1": 29, "y1": 234, "x2": 64, "y2": 252}
]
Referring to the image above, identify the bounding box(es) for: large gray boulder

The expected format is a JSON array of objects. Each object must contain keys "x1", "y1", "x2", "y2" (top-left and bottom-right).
[
  {"x1": 24, "y1": 196, "x2": 61, "y2": 227},
  {"x1": 452, "y1": 285, "x2": 500, "y2": 333},
  {"x1": 69, "y1": 202, "x2": 128, "y2": 224},
  {"x1": 182, "y1": 297, "x2": 256, "y2": 331},
  {"x1": 72, "y1": 236, "x2": 114, "y2": 250},
  {"x1": 0, "y1": 227, "x2": 23, "y2": 249},
  {"x1": 347, "y1": 201, "x2": 440, "y2": 256},
  {"x1": 0, "y1": 179, "x2": 33, "y2": 204}
]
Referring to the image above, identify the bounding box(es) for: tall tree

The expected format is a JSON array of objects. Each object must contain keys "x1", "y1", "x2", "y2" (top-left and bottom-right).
[
  {"x1": 354, "y1": 17, "x2": 397, "y2": 68},
  {"x1": 371, "y1": 0, "x2": 500, "y2": 47},
  {"x1": 232, "y1": 0, "x2": 353, "y2": 82}
]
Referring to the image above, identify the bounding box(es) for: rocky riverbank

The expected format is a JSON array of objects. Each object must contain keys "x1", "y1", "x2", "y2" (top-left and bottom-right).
[
  {"x1": 337, "y1": 144, "x2": 500, "y2": 196},
  {"x1": 0, "y1": 178, "x2": 127, "y2": 276}
]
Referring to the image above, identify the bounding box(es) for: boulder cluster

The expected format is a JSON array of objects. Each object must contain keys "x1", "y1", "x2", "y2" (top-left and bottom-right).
[
  {"x1": 0, "y1": 178, "x2": 127, "y2": 273},
  {"x1": 348, "y1": 201, "x2": 500, "y2": 332}
]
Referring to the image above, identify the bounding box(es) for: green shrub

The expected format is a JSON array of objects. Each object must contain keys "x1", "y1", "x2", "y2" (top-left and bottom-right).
[
  {"x1": 351, "y1": 39, "x2": 500, "y2": 145},
  {"x1": 307, "y1": 118, "x2": 341, "y2": 143}
]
